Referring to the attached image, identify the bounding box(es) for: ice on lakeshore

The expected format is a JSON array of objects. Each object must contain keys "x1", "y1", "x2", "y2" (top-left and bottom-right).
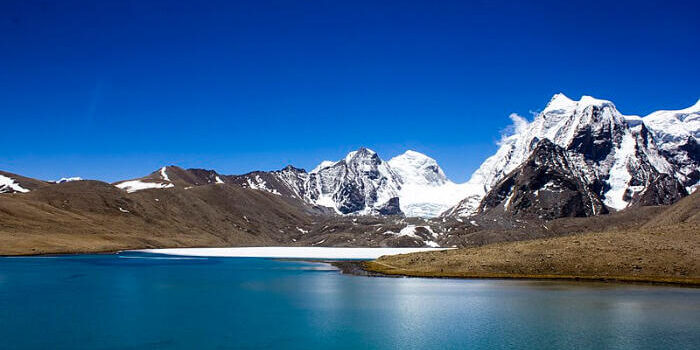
[{"x1": 133, "y1": 246, "x2": 451, "y2": 259}]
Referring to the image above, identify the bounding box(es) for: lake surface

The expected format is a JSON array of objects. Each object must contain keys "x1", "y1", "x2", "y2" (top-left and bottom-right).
[{"x1": 1, "y1": 252, "x2": 698, "y2": 349}]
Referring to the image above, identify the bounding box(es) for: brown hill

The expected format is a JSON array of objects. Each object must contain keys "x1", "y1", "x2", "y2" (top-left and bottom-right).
[
  {"x1": 112, "y1": 165, "x2": 225, "y2": 188},
  {"x1": 0, "y1": 180, "x2": 315, "y2": 255},
  {"x1": 0, "y1": 170, "x2": 50, "y2": 193},
  {"x1": 0, "y1": 179, "x2": 443, "y2": 255},
  {"x1": 1, "y1": 169, "x2": 697, "y2": 260},
  {"x1": 365, "y1": 191, "x2": 700, "y2": 285}
]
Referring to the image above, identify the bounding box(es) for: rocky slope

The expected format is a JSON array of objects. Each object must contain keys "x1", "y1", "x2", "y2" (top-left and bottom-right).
[
  {"x1": 305, "y1": 147, "x2": 402, "y2": 215},
  {"x1": 476, "y1": 139, "x2": 608, "y2": 220},
  {"x1": 643, "y1": 99, "x2": 700, "y2": 191},
  {"x1": 231, "y1": 148, "x2": 475, "y2": 217}
]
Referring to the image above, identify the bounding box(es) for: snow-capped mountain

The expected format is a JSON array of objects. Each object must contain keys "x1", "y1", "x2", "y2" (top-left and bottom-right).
[
  {"x1": 643, "y1": 99, "x2": 700, "y2": 192},
  {"x1": 445, "y1": 94, "x2": 692, "y2": 217},
  {"x1": 8, "y1": 94, "x2": 693, "y2": 222},
  {"x1": 305, "y1": 148, "x2": 402, "y2": 215},
  {"x1": 388, "y1": 150, "x2": 480, "y2": 217},
  {"x1": 112, "y1": 95, "x2": 695, "y2": 219},
  {"x1": 235, "y1": 148, "x2": 405, "y2": 215},
  {"x1": 234, "y1": 148, "x2": 472, "y2": 217}
]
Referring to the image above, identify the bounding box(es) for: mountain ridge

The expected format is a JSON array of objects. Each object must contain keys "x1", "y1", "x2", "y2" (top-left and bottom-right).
[
  {"x1": 445, "y1": 93, "x2": 697, "y2": 218},
  {"x1": 1, "y1": 94, "x2": 698, "y2": 255},
  {"x1": 3, "y1": 94, "x2": 697, "y2": 221}
]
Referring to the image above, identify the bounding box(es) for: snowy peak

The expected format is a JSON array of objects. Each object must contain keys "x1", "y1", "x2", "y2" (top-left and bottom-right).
[
  {"x1": 662, "y1": 98, "x2": 700, "y2": 114},
  {"x1": 242, "y1": 148, "x2": 474, "y2": 217},
  {"x1": 577, "y1": 95, "x2": 615, "y2": 109},
  {"x1": 311, "y1": 161, "x2": 336, "y2": 173},
  {"x1": 467, "y1": 94, "x2": 629, "y2": 194},
  {"x1": 542, "y1": 93, "x2": 576, "y2": 114},
  {"x1": 643, "y1": 98, "x2": 700, "y2": 190},
  {"x1": 644, "y1": 99, "x2": 700, "y2": 142},
  {"x1": 689, "y1": 98, "x2": 700, "y2": 111},
  {"x1": 448, "y1": 94, "x2": 687, "y2": 217},
  {"x1": 306, "y1": 147, "x2": 401, "y2": 215},
  {"x1": 387, "y1": 150, "x2": 478, "y2": 217},
  {"x1": 388, "y1": 150, "x2": 448, "y2": 186},
  {"x1": 542, "y1": 93, "x2": 614, "y2": 115},
  {"x1": 344, "y1": 147, "x2": 378, "y2": 164}
]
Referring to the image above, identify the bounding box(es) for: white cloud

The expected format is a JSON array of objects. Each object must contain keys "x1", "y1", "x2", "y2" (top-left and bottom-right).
[{"x1": 498, "y1": 113, "x2": 530, "y2": 145}]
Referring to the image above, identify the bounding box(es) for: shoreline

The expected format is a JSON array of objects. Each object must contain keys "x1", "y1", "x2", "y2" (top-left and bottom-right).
[
  {"x1": 5, "y1": 248, "x2": 698, "y2": 288},
  {"x1": 332, "y1": 261, "x2": 700, "y2": 287},
  {"x1": 0, "y1": 249, "x2": 123, "y2": 258}
]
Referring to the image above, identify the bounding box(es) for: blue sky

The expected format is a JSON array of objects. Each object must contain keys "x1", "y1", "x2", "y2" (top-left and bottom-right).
[{"x1": 1, "y1": 0, "x2": 699, "y2": 182}]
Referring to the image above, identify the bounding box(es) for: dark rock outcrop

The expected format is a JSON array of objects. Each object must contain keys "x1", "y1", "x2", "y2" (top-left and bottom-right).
[
  {"x1": 478, "y1": 139, "x2": 607, "y2": 220},
  {"x1": 376, "y1": 197, "x2": 402, "y2": 216}
]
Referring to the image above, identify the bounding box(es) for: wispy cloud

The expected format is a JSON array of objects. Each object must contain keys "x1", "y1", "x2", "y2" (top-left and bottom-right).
[{"x1": 497, "y1": 113, "x2": 529, "y2": 145}]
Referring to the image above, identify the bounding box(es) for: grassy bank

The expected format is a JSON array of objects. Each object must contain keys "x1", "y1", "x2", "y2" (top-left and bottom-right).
[
  {"x1": 364, "y1": 262, "x2": 700, "y2": 286},
  {"x1": 364, "y1": 221, "x2": 699, "y2": 286}
]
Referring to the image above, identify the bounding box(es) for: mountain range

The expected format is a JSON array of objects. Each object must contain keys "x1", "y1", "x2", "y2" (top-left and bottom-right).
[
  {"x1": 448, "y1": 94, "x2": 697, "y2": 217},
  {"x1": 1, "y1": 94, "x2": 698, "y2": 253},
  {"x1": 104, "y1": 94, "x2": 700, "y2": 217}
]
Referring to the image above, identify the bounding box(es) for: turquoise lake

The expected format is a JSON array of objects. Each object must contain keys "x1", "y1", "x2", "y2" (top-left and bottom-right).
[{"x1": 1, "y1": 252, "x2": 698, "y2": 349}]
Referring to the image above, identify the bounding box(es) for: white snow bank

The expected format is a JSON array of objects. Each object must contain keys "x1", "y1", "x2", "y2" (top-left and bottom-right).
[
  {"x1": 397, "y1": 225, "x2": 420, "y2": 238},
  {"x1": 115, "y1": 180, "x2": 174, "y2": 193},
  {"x1": 57, "y1": 177, "x2": 82, "y2": 183},
  {"x1": 398, "y1": 182, "x2": 482, "y2": 217},
  {"x1": 0, "y1": 175, "x2": 29, "y2": 193},
  {"x1": 160, "y1": 167, "x2": 170, "y2": 181},
  {"x1": 133, "y1": 247, "x2": 451, "y2": 259},
  {"x1": 246, "y1": 175, "x2": 282, "y2": 195}
]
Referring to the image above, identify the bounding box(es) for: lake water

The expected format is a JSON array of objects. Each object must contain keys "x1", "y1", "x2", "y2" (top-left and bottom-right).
[{"x1": 1, "y1": 252, "x2": 698, "y2": 349}]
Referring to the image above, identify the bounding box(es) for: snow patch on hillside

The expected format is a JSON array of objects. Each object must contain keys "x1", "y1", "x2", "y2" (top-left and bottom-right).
[
  {"x1": 246, "y1": 176, "x2": 281, "y2": 195},
  {"x1": 160, "y1": 167, "x2": 170, "y2": 181},
  {"x1": 57, "y1": 177, "x2": 82, "y2": 183},
  {"x1": 116, "y1": 180, "x2": 174, "y2": 193},
  {"x1": 0, "y1": 175, "x2": 29, "y2": 193}
]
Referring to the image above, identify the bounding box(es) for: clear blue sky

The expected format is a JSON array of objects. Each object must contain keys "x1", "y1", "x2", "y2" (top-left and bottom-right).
[{"x1": 2, "y1": 0, "x2": 699, "y2": 182}]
